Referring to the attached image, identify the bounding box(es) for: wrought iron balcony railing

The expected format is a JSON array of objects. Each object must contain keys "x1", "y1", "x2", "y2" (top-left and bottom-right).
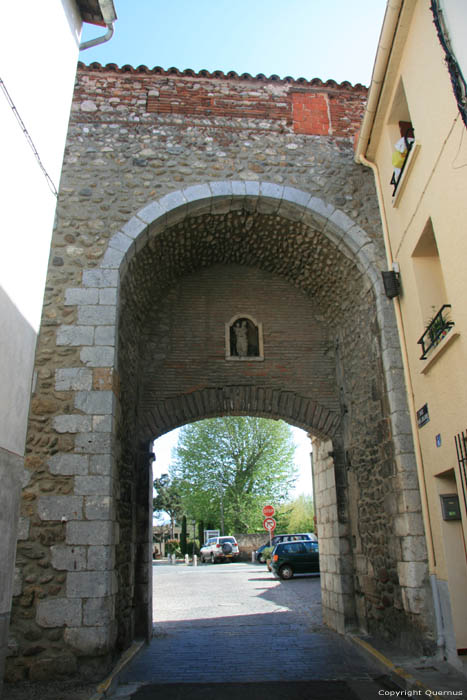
[{"x1": 418, "y1": 304, "x2": 454, "y2": 360}]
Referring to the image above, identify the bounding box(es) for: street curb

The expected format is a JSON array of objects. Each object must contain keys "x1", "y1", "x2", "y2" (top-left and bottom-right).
[
  {"x1": 88, "y1": 640, "x2": 145, "y2": 699},
  {"x1": 348, "y1": 634, "x2": 433, "y2": 692}
]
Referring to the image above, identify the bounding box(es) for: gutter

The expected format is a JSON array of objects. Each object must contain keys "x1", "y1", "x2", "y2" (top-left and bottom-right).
[{"x1": 79, "y1": 0, "x2": 117, "y2": 51}]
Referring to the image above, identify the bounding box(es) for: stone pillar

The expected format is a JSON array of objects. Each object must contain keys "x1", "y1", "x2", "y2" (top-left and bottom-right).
[
  {"x1": 313, "y1": 437, "x2": 355, "y2": 634},
  {"x1": 134, "y1": 446, "x2": 154, "y2": 642}
]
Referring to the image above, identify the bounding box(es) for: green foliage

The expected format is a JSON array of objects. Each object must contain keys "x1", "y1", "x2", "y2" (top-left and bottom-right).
[
  {"x1": 198, "y1": 521, "x2": 204, "y2": 547},
  {"x1": 165, "y1": 539, "x2": 181, "y2": 557},
  {"x1": 186, "y1": 539, "x2": 200, "y2": 556},
  {"x1": 171, "y1": 416, "x2": 297, "y2": 533},
  {"x1": 153, "y1": 473, "x2": 183, "y2": 536},
  {"x1": 180, "y1": 515, "x2": 187, "y2": 555},
  {"x1": 287, "y1": 494, "x2": 315, "y2": 533}
]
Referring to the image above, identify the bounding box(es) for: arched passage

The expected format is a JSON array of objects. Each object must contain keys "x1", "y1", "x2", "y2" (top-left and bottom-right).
[{"x1": 10, "y1": 183, "x2": 433, "y2": 681}]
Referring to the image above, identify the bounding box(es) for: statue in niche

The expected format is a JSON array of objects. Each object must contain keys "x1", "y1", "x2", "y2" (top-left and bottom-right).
[{"x1": 230, "y1": 318, "x2": 259, "y2": 357}]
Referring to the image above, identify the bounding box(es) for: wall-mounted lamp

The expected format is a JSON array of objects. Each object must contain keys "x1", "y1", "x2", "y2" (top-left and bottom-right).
[{"x1": 382, "y1": 270, "x2": 400, "y2": 299}]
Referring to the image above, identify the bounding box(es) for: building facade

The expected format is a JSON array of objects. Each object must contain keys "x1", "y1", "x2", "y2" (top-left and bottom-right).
[{"x1": 356, "y1": 0, "x2": 467, "y2": 669}]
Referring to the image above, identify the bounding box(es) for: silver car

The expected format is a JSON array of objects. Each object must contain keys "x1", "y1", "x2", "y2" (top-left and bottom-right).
[{"x1": 200, "y1": 536, "x2": 239, "y2": 563}]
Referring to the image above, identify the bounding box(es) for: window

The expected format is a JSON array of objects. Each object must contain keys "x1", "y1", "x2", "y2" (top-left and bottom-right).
[
  {"x1": 412, "y1": 220, "x2": 453, "y2": 360},
  {"x1": 387, "y1": 79, "x2": 417, "y2": 197}
]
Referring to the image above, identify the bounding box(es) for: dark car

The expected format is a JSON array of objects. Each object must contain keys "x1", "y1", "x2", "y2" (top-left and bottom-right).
[
  {"x1": 255, "y1": 533, "x2": 317, "y2": 563},
  {"x1": 270, "y1": 539, "x2": 320, "y2": 580}
]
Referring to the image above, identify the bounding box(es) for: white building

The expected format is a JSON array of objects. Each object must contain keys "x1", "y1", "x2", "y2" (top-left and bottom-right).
[{"x1": 0, "y1": 1, "x2": 116, "y2": 691}]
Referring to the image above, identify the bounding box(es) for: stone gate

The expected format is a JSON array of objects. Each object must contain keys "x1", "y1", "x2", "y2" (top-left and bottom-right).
[{"x1": 6, "y1": 64, "x2": 435, "y2": 681}]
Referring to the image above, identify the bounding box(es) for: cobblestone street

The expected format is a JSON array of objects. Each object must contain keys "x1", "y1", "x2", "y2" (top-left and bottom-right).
[{"x1": 110, "y1": 561, "x2": 390, "y2": 699}]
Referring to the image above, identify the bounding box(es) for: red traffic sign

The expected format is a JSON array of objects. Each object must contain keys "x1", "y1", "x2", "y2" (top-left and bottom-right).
[
  {"x1": 262, "y1": 504, "x2": 275, "y2": 517},
  {"x1": 263, "y1": 517, "x2": 276, "y2": 531}
]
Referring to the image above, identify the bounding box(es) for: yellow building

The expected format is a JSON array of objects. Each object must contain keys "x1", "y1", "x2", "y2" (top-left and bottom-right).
[{"x1": 356, "y1": 0, "x2": 467, "y2": 669}]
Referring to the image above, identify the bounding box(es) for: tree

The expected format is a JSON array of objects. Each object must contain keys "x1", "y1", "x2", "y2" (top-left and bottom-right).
[
  {"x1": 171, "y1": 417, "x2": 298, "y2": 533},
  {"x1": 153, "y1": 473, "x2": 183, "y2": 538},
  {"x1": 287, "y1": 494, "x2": 315, "y2": 533},
  {"x1": 180, "y1": 515, "x2": 187, "y2": 555}
]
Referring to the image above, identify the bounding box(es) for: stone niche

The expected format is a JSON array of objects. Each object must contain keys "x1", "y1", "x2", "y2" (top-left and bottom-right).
[{"x1": 226, "y1": 314, "x2": 264, "y2": 361}]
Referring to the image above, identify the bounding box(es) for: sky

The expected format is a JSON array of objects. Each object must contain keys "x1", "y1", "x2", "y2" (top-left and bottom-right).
[{"x1": 80, "y1": 0, "x2": 388, "y2": 87}]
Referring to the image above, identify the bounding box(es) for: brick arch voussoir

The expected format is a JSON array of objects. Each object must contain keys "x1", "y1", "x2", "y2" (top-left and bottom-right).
[
  {"x1": 139, "y1": 386, "x2": 341, "y2": 443},
  {"x1": 99, "y1": 180, "x2": 383, "y2": 292}
]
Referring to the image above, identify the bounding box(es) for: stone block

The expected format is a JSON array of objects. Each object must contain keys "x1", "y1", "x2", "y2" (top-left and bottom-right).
[
  {"x1": 397, "y1": 561, "x2": 427, "y2": 588},
  {"x1": 87, "y1": 545, "x2": 115, "y2": 570},
  {"x1": 55, "y1": 368, "x2": 93, "y2": 392},
  {"x1": 183, "y1": 183, "x2": 212, "y2": 202},
  {"x1": 64, "y1": 624, "x2": 116, "y2": 655},
  {"x1": 394, "y1": 512, "x2": 425, "y2": 537},
  {"x1": 67, "y1": 571, "x2": 116, "y2": 598},
  {"x1": 159, "y1": 190, "x2": 187, "y2": 213},
  {"x1": 101, "y1": 246, "x2": 124, "y2": 269},
  {"x1": 401, "y1": 535, "x2": 428, "y2": 562},
  {"x1": 56, "y1": 325, "x2": 94, "y2": 347},
  {"x1": 66, "y1": 520, "x2": 114, "y2": 546},
  {"x1": 90, "y1": 454, "x2": 114, "y2": 476},
  {"x1": 85, "y1": 495, "x2": 113, "y2": 522},
  {"x1": 51, "y1": 545, "x2": 87, "y2": 571},
  {"x1": 17, "y1": 517, "x2": 30, "y2": 540},
  {"x1": 64, "y1": 288, "x2": 98, "y2": 306},
  {"x1": 137, "y1": 201, "x2": 166, "y2": 226},
  {"x1": 53, "y1": 415, "x2": 92, "y2": 434},
  {"x1": 99, "y1": 288, "x2": 118, "y2": 305},
  {"x1": 74, "y1": 476, "x2": 112, "y2": 496},
  {"x1": 94, "y1": 325, "x2": 116, "y2": 346},
  {"x1": 107, "y1": 231, "x2": 134, "y2": 253},
  {"x1": 78, "y1": 305, "x2": 117, "y2": 326},
  {"x1": 75, "y1": 391, "x2": 115, "y2": 415},
  {"x1": 401, "y1": 586, "x2": 427, "y2": 615},
  {"x1": 36, "y1": 598, "x2": 82, "y2": 628},
  {"x1": 82, "y1": 269, "x2": 118, "y2": 288},
  {"x1": 83, "y1": 596, "x2": 115, "y2": 626},
  {"x1": 80, "y1": 346, "x2": 115, "y2": 367},
  {"x1": 74, "y1": 432, "x2": 112, "y2": 454},
  {"x1": 37, "y1": 495, "x2": 83, "y2": 521},
  {"x1": 93, "y1": 415, "x2": 113, "y2": 433},
  {"x1": 13, "y1": 567, "x2": 22, "y2": 596},
  {"x1": 48, "y1": 453, "x2": 89, "y2": 476}
]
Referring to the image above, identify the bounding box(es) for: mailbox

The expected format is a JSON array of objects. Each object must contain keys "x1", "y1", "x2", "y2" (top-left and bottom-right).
[{"x1": 440, "y1": 494, "x2": 461, "y2": 521}]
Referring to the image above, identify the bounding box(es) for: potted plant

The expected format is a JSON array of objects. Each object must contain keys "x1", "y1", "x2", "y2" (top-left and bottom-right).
[{"x1": 262, "y1": 546, "x2": 274, "y2": 570}]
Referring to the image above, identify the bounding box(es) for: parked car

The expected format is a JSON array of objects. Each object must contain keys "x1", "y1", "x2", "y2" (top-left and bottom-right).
[
  {"x1": 200, "y1": 536, "x2": 239, "y2": 563},
  {"x1": 255, "y1": 533, "x2": 317, "y2": 563},
  {"x1": 270, "y1": 539, "x2": 320, "y2": 580}
]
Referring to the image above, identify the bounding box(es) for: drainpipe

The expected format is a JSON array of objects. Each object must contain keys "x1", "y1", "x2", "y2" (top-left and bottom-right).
[
  {"x1": 79, "y1": 0, "x2": 117, "y2": 51},
  {"x1": 355, "y1": 0, "x2": 445, "y2": 653}
]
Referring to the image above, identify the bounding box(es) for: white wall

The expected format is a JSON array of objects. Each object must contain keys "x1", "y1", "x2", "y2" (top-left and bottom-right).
[
  {"x1": 0, "y1": 1, "x2": 83, "y2": 691},
  {"x1": 0, "y1": 0, "x2": 82, "y2": 454}
]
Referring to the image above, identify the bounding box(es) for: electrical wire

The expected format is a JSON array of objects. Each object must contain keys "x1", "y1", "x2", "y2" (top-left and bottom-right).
[{"x1": 0, "y1": 76, "x2": 58, "y2": 197}]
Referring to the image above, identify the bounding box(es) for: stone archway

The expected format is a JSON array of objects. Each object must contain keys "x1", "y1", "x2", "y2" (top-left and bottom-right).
[{"x1": 8, "y1": 183, "x2": 433, "y2": 682}]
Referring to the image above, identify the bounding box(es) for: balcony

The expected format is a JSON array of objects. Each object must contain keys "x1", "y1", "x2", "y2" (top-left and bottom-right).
[{"x1": 418, "y1": 305, "x2": 454, "y2": 360}]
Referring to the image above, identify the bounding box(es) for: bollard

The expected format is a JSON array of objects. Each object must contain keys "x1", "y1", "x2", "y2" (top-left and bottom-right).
[
  {"x1": 185, "y1": 554, "x2": 189, "y2": 565},
  {"x1": 193, "y1": 555, "x2": 198, "y2": 567},
  {"x1": 251, "y1": 552, "x2": 255, "y2": 563}
]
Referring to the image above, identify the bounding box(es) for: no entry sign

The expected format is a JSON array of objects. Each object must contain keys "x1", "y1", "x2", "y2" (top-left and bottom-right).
[
  {"x1": 262, "y1": 504, "x2": 275, "y2": 517},
  {"x1": 263, "y1": 517, "x2": 276, "y2": 531}
]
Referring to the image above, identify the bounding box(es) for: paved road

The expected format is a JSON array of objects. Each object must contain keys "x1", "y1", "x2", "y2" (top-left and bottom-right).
[{"x1": 110, "y1": 561, "x2": 394, "y2": 699}]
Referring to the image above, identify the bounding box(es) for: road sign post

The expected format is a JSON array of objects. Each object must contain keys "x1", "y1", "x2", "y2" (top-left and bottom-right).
[{"x1": 263, "y1": 516, "x2": 276, "y2": 547}]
